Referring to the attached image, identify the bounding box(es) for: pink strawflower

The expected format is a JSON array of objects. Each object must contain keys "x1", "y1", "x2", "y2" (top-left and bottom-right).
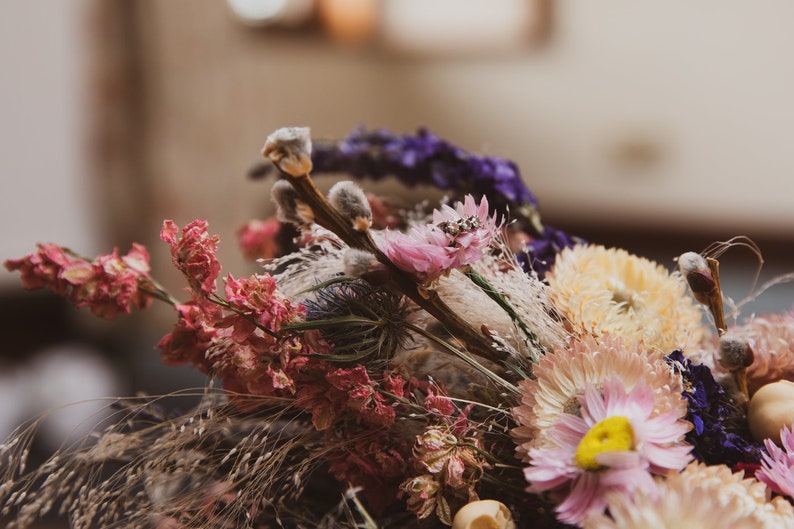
[
  {"x1": 236, "y1": 217, "x2": 281, "y2": 261},
  {"x1": 161, "y1": 219, "x2": 221, "y2": 296},
  {"x1": 512, "y1": 334, "x2": 687, "y2": 460},
  {"x1": 524, "y1": 376, "x2": 693, "y2": 525},
  {"x1": 377, "y1": 195, "x2": 499, "y2": 282},
  {"x1": 757, "y1": 424, "x2": 794, "y2": 498}
]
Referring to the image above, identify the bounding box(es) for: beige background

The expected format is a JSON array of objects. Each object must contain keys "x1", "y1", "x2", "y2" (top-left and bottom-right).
[{"x1": 4, "y1": 1, "x2": 794, "y2": 294}]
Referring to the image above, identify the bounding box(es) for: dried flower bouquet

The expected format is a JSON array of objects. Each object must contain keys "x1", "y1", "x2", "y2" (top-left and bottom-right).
[{"x1": 3, "y1": 126, "x2": 794, "y2": 529}]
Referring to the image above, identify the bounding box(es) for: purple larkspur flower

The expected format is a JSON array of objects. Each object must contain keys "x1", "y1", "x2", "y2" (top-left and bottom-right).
[
  {"x1": 516, "y1": 225, "x2": 586, "y2": 278},
  {"x1": 666, "y1": 350, "x2": 763, "y2": 467},
  {"x1": 311, "y1": 127, "x2": 539, "y2": 227}
]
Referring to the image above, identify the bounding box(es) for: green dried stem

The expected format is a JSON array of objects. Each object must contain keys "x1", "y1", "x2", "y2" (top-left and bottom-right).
[{"x1": 462, "y1": 267, "x2": 545, "y2": 363}]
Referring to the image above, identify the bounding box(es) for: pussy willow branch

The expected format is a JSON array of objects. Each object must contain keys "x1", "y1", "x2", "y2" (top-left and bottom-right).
[{"x1": 268, "y1": 163, "x2": 510, "y2": 366}]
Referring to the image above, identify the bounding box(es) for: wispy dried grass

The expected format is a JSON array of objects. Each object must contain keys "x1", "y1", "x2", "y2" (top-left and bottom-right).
[{"x1": 0, "y1": 387, "x2": 346, "y2": 529}]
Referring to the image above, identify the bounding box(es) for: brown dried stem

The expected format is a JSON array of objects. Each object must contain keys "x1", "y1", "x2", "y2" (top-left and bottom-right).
[
  {"x1": 706, "y1": 257, "x2": 727, "y2": 336},
  {"x1": 706, "y1": 257, "x2": 749, "y2": 403}
]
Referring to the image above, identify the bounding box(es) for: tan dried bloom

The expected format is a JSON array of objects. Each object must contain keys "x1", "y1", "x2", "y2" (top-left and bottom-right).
[{"x1": 583, "y1": 462, "x2": 794, "y2": 529}]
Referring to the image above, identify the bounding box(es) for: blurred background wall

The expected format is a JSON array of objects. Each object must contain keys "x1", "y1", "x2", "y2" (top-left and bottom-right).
[{"x1": 1, "y1": 0, "x2": 793, "y2": 445}]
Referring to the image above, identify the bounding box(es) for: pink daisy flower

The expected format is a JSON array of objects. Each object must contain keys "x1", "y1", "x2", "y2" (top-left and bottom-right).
[
  {"x1": 377, "y1": 195, "x2": 499, "y2": 282},
  {"x1": 757, "y1": 423, "x2": 794, "y2": 498},
  {"x1": 524, "y1": 376, "x2": 692, "y2": 525}
]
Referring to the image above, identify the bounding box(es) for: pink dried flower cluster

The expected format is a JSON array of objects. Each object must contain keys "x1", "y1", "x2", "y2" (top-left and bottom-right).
[
  {"x1": 158, "y1": 274, "x2": 307, "y2": 404},
  {"x1": 158, "y1": 220, "x2": 308, "y2": 404},
  {"x1": 312, "y1": 369, "x2": 424, "y2": 513},
  {"x1": 236, "y1": 217, "x2": 282, "y2": 261},
  {"x1": 378, "y1": 195, "x2": 500, "y2": 282},
  {"x1": 400, "y1": 406, "x2": 490, "y2": 524},
  {"x1": 294, "y1": 364, "x2": 412, "y2": 431},
  {"x1": 325, "y1": 428, "x2": 411, "y2": 513},
  {"x1": 4, "y1": 242, "x2": 154, "y2": 319},
  {"x1": 310, "y1": 376, "x2": 483, "y2": 515},
  {"x1": 161, "y1": 219, "x2": 221, "y2": 295}
]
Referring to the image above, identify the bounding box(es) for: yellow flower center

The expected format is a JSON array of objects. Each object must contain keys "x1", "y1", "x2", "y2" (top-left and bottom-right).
[{"x1": 574, "y1": 415, "x2": 635, "y2": 471}]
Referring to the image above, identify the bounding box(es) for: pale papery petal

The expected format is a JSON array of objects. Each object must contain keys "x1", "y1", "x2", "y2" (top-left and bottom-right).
[
  {"x1": 552, "y1": 416, "x2": 591, "y2": 448},
  {"x1": 643, "y1": 442, "x2": 692, "y2": 472},
  {"x1": 782, "y1": 424, "x2": 794, "y2": 452},
  {"x1": 626, "y1": 380, "x2": 655, "y2": 418},
  {"x1": 581, "y1": 382, "x2": 607, "y2": 424},
  {"x1": 641, "y1": 412, "x2": 692, "y2": 443},
  {"x1": 599, "y1": 466, "x2": 657, "y2": 495},
  {"x1": 556, "y1": 472, "x2": 605, "y2": 525},
  {"x1": 595, "y1": 451, "x2": 643, "y2": 470}
]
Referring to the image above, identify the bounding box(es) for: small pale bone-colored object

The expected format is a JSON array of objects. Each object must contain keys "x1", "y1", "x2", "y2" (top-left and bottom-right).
[
  {"x1": 747, "y1": 380, "x2": 794, "y2": 445},
  {"x1": 451, "y1": 499, "x2": 515, "y2": 529}
]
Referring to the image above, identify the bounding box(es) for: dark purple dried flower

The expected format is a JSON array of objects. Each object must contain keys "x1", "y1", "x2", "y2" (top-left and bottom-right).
[
  {"x1": 516, "y1": 225, "x2": 585, "y2": 278},
  {"x1": 665, "y1": 350, "x2": 763, "y2": 467},
  {"x1": 311, "y1": 127, "x2": 540, "y2": 230}
]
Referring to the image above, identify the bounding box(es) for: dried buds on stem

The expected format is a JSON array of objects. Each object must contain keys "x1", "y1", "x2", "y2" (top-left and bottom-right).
[
  {"x1": 680, "y1": 251, "x2": 753, "y2": 403},
  {"x1": 262, "y1": 127, "x2": 510, "y2": 367},
  {"x1": 678, "y1": 252, "x2": 727, "y2": 335},
  {"x1": 261, "y1": 127, "x2": 313, "y2": 177},
  {"x1": 719, "y1": 333, "x2": 754, "y2": 403}
]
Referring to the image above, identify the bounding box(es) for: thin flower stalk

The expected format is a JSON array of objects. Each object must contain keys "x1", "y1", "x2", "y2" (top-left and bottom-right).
[
  {"x1": 463, "y1": 266, "x2": 545, "y2": 363},
  {"x1": 405, "y1": 322, "x2": 518, "y2": 396}
]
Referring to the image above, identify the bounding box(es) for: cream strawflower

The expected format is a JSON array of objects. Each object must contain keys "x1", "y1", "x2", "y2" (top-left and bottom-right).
[
  {"x1": 512, "y1": 334, "x2": 686, "y2": 457},
  {"x1": 583, "y1": 462, "x2": 794, "y2": 529},
  {"x1": 546, "y1": 244, "x2": 707, "y2": 354}
]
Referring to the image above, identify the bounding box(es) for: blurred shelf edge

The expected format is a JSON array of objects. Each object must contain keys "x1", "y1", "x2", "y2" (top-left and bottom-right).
[{"x1": 225, "y1": 0, "x2": 553, "y2": 55}]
